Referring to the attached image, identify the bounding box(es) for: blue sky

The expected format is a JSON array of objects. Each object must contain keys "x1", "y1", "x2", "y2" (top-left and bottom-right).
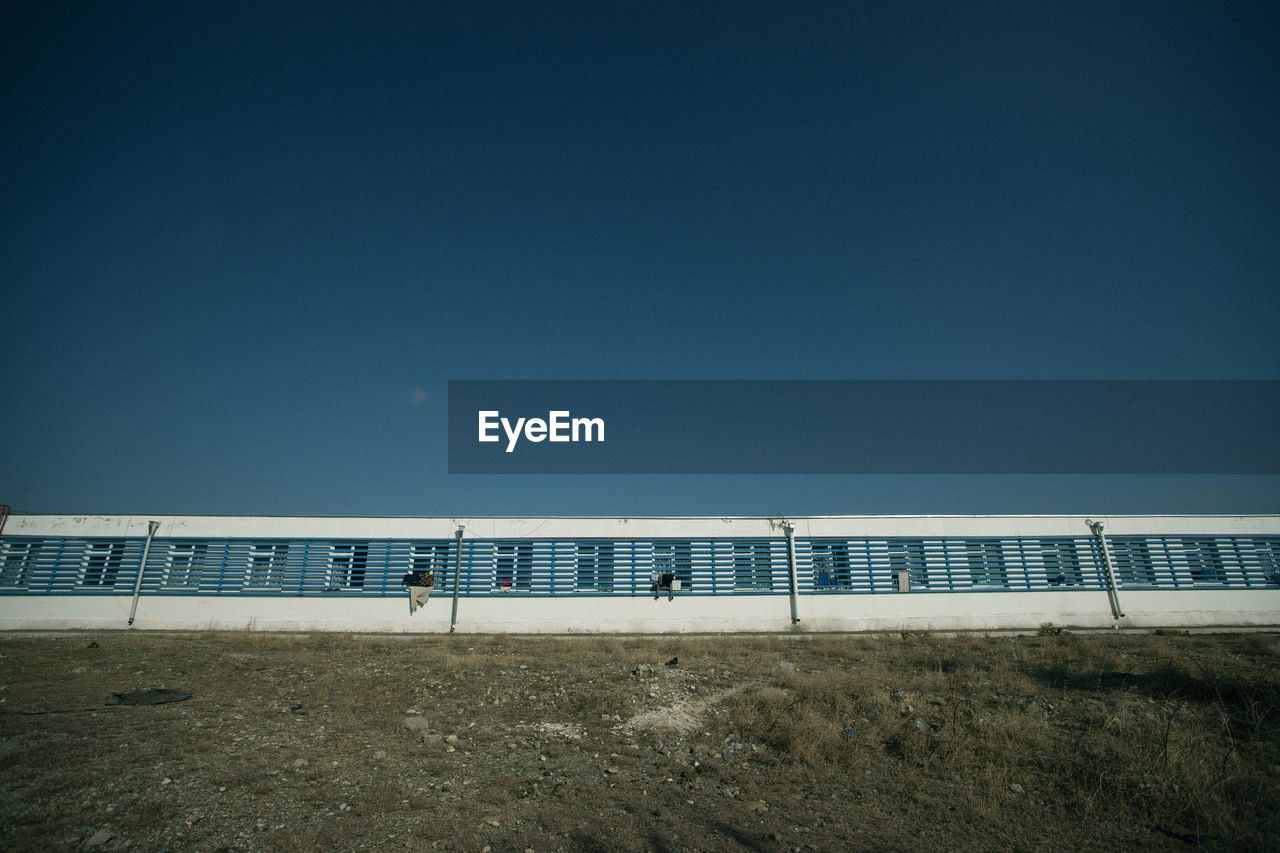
[{"x1": 2, "y1": 1, "x2": 1278, "y2": 517}]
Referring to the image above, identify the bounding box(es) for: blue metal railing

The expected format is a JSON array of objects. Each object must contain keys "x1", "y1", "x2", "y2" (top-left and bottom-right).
[
  {"x1": 797, "y1": 537, "x2": 1110, "y2": 593},
  {"x1": 1, "y1": 534, "x2": 1277, "y2": 597},
  {"x1": 1107, "y1": 536, "x2": 1280, "y2": 589}
]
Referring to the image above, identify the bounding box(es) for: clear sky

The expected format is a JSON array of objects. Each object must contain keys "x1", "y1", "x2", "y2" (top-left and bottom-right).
[{"x1": 2, "y1": 1, "x2": 1278, "y2": 518}]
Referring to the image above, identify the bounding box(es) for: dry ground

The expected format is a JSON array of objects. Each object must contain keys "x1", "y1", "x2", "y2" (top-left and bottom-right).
[{"x1": 1, "y1": 629, "x2": 1278, "y2": 852}]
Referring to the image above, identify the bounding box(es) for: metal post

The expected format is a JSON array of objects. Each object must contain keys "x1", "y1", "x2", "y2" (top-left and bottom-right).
[
  {"x1": 1087, "y1": 519, "x2": 1125, "y2": 620},
  {"x1": 783, "y1": 522, "x2": 800, "y2": 624},
  {"x1": 449, "y1": 526, "x2": 464, "y2": 633},
  {"x1": 128, "y1": 521, "x2": 161, "y2": 627}
]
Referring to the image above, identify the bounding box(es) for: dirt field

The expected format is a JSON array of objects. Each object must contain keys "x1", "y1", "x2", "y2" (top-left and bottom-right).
[{"x1": 1, "y1": 629, "x2": 1277, "y2": 852}]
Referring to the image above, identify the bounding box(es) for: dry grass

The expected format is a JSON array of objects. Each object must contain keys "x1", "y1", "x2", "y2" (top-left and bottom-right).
[{"x1": 0, "y1": 630, "x2": 1277, "y2": 851}]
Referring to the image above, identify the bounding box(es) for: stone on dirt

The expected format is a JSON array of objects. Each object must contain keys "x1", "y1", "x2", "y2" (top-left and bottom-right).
[{"x1": 84, "y1": 829, "x2": 114, "y2": 848}]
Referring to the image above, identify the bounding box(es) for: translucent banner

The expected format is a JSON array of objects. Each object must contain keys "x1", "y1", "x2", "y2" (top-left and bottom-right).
[{"x1": 447, "y1": 380, "x2": 1279, "y2": 474}]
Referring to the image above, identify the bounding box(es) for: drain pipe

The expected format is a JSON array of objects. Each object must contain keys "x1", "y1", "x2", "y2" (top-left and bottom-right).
[
  {"x1": 1087, "y1": 519, "x2": 1125, "y2": 620},
  {"x1": 449, "y1": 526, "x2": 464, "y2": 633},
  {"x1": 783, "y1": 521, "x2": 800, "y2": 624},
  {"x1": 127, "y1": 521, "x2": 161, "y2": 627}
]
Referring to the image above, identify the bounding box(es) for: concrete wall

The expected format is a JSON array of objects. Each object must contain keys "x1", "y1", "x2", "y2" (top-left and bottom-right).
[
  {"x1": 8, "y1": 512, "x2": 1280, "y2": 540},
  {"x1": 2, "y1": 513, "x2": 1277, "y2": 633},
  {"x1": 4, "y1": 588, "x2": 1278, "y2": 634}
]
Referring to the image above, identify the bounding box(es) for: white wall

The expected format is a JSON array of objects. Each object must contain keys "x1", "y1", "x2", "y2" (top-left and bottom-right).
[
  {"x1": 8, "y1": 512, "x2": 1280, "y2": 540},
  {"x1": 3, "y1": 588, "x2": 1278, "y2": 634},
  {"x1": 3, "y1": 514, "x2": 1277, "y2": 633}
]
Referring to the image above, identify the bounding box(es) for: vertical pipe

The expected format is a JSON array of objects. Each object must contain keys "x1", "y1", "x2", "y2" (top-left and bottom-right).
[
  {"x1": 1088, "y1": 519, "x2": 1125, "y2": 619},
  {"x1": 783, "y1": 522, "x2": 800, "y2": 624},
  {"x1": 449, "y1": 526, "x2": 464, "y2": 633},
  {"x1": 127, "y1": 521, "x2": 161, "y2": 627}
]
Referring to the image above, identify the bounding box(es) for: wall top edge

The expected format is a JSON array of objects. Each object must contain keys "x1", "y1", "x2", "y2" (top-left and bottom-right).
[{"x1": 5, "y1": 513, "x2": 1280, "y2": 522}]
